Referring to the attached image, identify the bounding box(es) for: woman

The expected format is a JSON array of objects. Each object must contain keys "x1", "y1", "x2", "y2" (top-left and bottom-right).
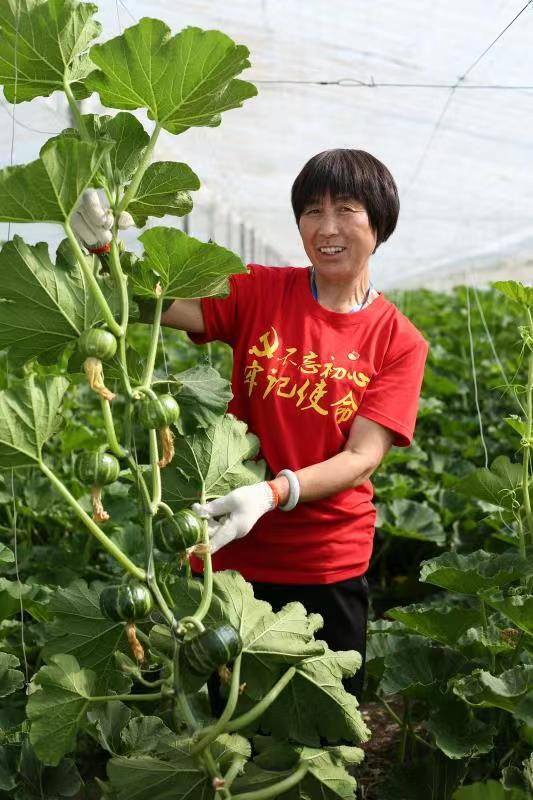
[
  {"x1": 74, "y1": 149, "x2": 429, "y2": 703},
  {"x1": 168, "y1": 148, "x2": 429, "y2": 702}
]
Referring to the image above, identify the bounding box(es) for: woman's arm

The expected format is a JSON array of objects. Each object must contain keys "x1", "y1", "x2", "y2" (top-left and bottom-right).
[
  {"x1": 161, "y1": 298, "x2": 205, "y2": 333},
  {"x1": 271, "y1": 416, "x2": 395, "y2": 505}
]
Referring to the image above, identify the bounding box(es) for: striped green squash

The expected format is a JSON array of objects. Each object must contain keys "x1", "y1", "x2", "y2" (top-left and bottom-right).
[{"x1": 99, "y1": 583, "x2": 153, "y2": 622}]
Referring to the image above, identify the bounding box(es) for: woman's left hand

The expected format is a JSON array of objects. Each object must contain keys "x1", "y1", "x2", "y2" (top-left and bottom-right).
[{"x1": 192, "y1": 482, "x2": 276, "y2": 554}]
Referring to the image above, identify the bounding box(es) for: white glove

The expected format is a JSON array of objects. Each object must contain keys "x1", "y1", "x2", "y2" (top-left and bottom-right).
[
  {"x1": 193, "y1": 482, "x2": 276, "y2": 555},
  {"x1": 71, "y1": 189, "x2": 134, "y2": 250}
]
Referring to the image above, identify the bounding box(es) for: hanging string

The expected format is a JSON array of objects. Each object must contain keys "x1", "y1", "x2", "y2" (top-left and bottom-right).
[
  {"x1": 465, "y1": 280, "x2": 489, "y2": 468},
  {"x1": 6, "y1": 0, "x2": 29, "y2": 691},
  {"x1": 404, "y1": 0, "x2": 533, "y2": 195}
]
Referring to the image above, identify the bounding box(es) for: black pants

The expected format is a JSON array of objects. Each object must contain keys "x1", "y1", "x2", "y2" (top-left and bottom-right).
[{"x1": 206, "y1": 573, "x2": 369, "y2": 716}]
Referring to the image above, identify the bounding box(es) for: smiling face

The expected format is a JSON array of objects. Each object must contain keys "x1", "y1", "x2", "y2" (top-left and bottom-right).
[{"x1": 298, "y1": 191, "x2": 378, "y2": 279}]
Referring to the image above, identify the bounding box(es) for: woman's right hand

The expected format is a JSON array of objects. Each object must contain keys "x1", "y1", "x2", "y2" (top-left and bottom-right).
[{"x1": 72, "y1": 189, "x2": 134, "y2": 251}]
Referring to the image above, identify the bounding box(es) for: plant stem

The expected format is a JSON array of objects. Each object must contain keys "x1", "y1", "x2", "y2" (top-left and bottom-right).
[
  {"x1": 192, "y1": 654, "x2": 243, "y2": 754},
  {"x1": 108, "y1": 239, "x2": 132, "y2": 397},
  {"x1": 222, "y1": 668, "x2": 296, "y2": 734},
  {"x1": 187, "y1": 490, "x2": 213, "y2": 626},
  {"x1": 379, "y1": 697, "x2": 435, "y2": 751},
  {"x1": 126, "y1": 455, "x2": 152, "y2": 516},
  {"x1": 90, "y1": 691, "x2": 166, "y2": 703},
  {"x1": 141, "y1": 292, "x2": 164, "y2": 389},
  {"x1": 63, "y1": 80, "x2": 89, "y2": 141},
  {"x1": 399, "y1": 696, "x2": 409, "y2": 763},
  {"x1": 479, "y1": 598, "x2": 496, "y2": 672},
  {"x1": 230, "y1": 762, "x2": 309, "y2": 800},
  {"x1": 143, "y1": 513, "x2": 176, "y2": 630},
  {"x1": 64, "y1": 223, "x2": 122, "y2": 337},
  {"x1": 116, "y1": 123, "x2": 162, "y2": 216},
  {"x1": 521, "y1": 308, "x2": 533, "y2": 547},
  {"x1": 223, "y1": 756, "x2": 247, "y2": 792},
  {"x1": 39, "y1": 461, "x2": 145, "y2": 581},
  {"x1": 149, "y1": 429, "x2": 162, "y2": 510},
  {"x1": 100, "y1": 398, "x2": 127, "y2": 457}
]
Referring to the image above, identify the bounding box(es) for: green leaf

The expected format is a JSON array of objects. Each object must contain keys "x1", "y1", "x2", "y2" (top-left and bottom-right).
[
  {"x1": 419, "y1": 550, "x2": 530, "y2": 595},
  {"x1": 43, "y1": 579, "x2": 133, "y2": 693},
  {"x1": 452, "y1": 665, "x2": 533, "y2": 714},
  {"x1": 386, "y1": 602, "x2": 483, "y2": 646},
  {"x1": 0, "y1": 375, "x2": 69, "y2": 469},
  {"x1": 0, "y1": 652, "x2": 24, "y2": 697},
  {"x1": 161, "y1": 414, "x2": 266, "y2": 507},
  {"x1": 27, "y1": 654, "x2": 96, "y2": 766},
  {"x1": 106, "y1": 753, "x2": 211, "y2": 800},
  {"x1": 483, "y1": 587, "x2": 533, "y2": 635},
  {"x1": 87, "y1": 702, "x2": 131, "y2": 756},
  {"x1": 53, "y1": 112, "x2": 150, "y2": 190},
  {"x1": 381, "y1": 639, "x2": 467, "y2": 697},
  {"x1": 0, "y1": 237, "x2": 103, "y2": 366},
  {"x1": 210, "y1": 733, "x2": 252, "y2": 772},
  {"x1": 254, "y1": 648, "x2": 369, "y2": 746},
  {"x1": 135, "y1": 227, "x2": 247, "y2": 299},
  {"x1": 127, "y1": 162, "x2": 200, "y2": 227},
  {"x1": 454, "y1": 780, "x2": 527, "y2": 800},
  {"x1": 174, "y1": 365, "x2": 232, "y2": 432},
  {"x1": 492, "y1": 281, "x2": 533, "y2": 308},
  {"x1": 0, "y1": 544, "x2": 14, "y2": 565},
  {"x1": 87, "y1": 20, "x2": 257, "y2": 134},
  {"x1": 457, "y1": 456, "x2": 523, "y2": 509},
  {"x1": 17, "y1": 738, "x2": 83, "y2": 800},
  {"x1": 235, "y1": 744, "x2": 362, "y2": 799},
  {"x1": 0, "y1": 0, "x2": 100, "y2": 103},
  {"x1": 425, "y1": 695, "x2": 497, "y2": 759},
  {"x1": 120, "y1": 717, "x2": 177, "y2": 756},
  {"x1": 169, "y1": 571, "x2": 326, "y2": 697},
  {"x1": 380, "y1": 498, "x2": 446, "y2": 544},
  {"x1": 0, "y1": 137, "x2": 113, "y2": 224}
]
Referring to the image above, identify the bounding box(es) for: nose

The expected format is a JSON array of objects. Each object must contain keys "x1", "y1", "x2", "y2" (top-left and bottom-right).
[{"x1": 317, "y1": 209, "x2": 340, "y2": 236}]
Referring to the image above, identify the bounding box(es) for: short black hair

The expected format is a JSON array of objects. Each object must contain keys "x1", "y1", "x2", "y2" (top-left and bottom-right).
[{"x1": 291, "y1": 149, "x2": 400, "y2": 253}]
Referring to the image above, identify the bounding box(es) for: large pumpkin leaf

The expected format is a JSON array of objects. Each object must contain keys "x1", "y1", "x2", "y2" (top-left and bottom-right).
[
  {"x1": 454, "y1": 780, "x2": 528, "y2": 800},
  {"x1": 425, "y1": 695, "x2": 497, "y2": 759},
  {"x1": 168, "y1": 571, "x2": 325, "y2": 698},
  {"x1": 0, "y1": 137, "x2": 112, "y2": 224},
  {"x1": 27, "y1": 654, "x2": 97, "y2": 766},
  {"x1": 161, "y1": 414, "x2": 266, "y2": 507},
  {"x1": 128, "y1": 162, "x2": 200, "y2": 227},
  {"x1": 0, "y1": 0, "x2": 100, "y2": 103},
  {"x1": 419, "y1": 550, "x2": 530, "y2": 595},
  {"x1": 256, "y1": 649, "x2": 370, "y2": 746},
  {"x1": 0, "y1": 653, "x2": 24, "y2": 698},
  {"x1": 379, "y1": 498, "x2": 445, "y2": 545},
  {"x1": 492, "y1": 281, "x2": 533, "y2": 308},
  {"x1": 234, "y1": 744, "x2": 362, "y2": 800},
  {"x1": 106, "y1": 752, "x2": 211, "y2": 800},
  {"x1": 87, "y1": 19, "x2": 257, "y2": 134},
  {"x1": 381, "y1": 638, "x2": 468, "y2": 697},
  {"x1": 0, "y1": 237, "x2": 102, "y2": 367},
  {"x1": 457, "y1": 456, "x2": 523, "y2": 509},
  {"x1": 174, "y1": 364, "x2": 232, "y2": 433},
  {"x1": 0, "y1": 375, "x2": 68, "y2": 469},
  {"x1": 53, "y1": 112, "x2": 150, "y2": 189},
  {"x1": 386, "y1": 602, "x2": 483, "y2": 646},
  {"x1": 43, "y1": 580, "x2": 133, "y2": 694},
  {"x1": 134, "y1": 227, "x2": 246, "y2": 299},
  {"x1": 452, "y1": 665, "x2": 533, "y2": 714},
  {"x1": 483, "y1": 586, "x2": 533, "y2": 636}
]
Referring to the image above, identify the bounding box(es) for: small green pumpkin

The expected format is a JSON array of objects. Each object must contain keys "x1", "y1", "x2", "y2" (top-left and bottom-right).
[
  {"x1": 74, "y1": 452, "x2": 120, "y2": 487},
  {"x1": 156, "y1": 509, "x2": 204, "y2": 553},
  {"x1": 179, "y1": 624, "x2": 242, "y2": 690},
  {"x1": 78, "y1": 329, "x2": 117, "y2": 361},
  {"x1": 99, "y1": 583, "x2": 153, "y2": 623},
  {"x1": 137, "y1": 394, "x2": 180, "y2": 430}
]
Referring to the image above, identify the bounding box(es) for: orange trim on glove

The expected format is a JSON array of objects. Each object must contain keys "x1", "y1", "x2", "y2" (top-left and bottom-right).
[{"x1": 266, "y1": 480, "x2": 280, "y2": 509}]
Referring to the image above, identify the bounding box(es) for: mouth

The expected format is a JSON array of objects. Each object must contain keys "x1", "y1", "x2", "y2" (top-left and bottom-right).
[{"x1": 317, "y1": 246, "x2": 346, "y2": 257}]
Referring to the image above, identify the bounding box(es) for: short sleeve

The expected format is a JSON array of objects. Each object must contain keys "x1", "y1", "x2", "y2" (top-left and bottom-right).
[
  {"x1": 357, "y1": 338, "x2": 429, "y2": 447},
  {"x1": 187, "y1": 265, "x2": 255, "y2": 347}
]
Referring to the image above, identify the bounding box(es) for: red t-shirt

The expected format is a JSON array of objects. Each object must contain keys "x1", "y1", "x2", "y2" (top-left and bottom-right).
[{"x1": 188, "y1": 264, "x2": 429, "y2": 584}]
